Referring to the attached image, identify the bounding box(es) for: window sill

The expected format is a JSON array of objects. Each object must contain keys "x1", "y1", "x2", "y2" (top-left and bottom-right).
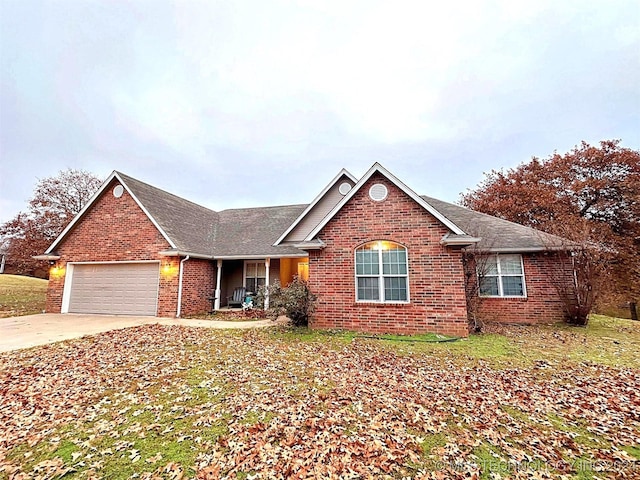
[
  {"x1": 355, "y1": 301, "x2": 411, "y2": 305},
  {"x1": 479, "y1": 295, "x2": 528, "y2": 300}
]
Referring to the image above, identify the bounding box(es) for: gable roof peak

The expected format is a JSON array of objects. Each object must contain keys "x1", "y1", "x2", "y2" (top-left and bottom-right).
[
  {"x1": 273, "y1": 168, "x2": 358, "y2": 246},
  {"x1": 46, "y1": 170, "x2": 220, "y2": 256},
  {"x1": 303, "y1": 162, "x2": 467, "y2": 240}
]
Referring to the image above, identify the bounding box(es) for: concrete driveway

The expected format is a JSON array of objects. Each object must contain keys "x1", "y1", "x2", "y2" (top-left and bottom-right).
[{"x1": 0, "y1": 313, "x2": 276, "y2": 353}]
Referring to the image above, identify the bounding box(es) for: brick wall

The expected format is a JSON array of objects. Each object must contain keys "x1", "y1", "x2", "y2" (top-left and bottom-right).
[
  {"x1": 476, "y1": 253, "x2": 567, "y2": 325},
  {"x1": 45, "y1": 180, "x2": 204, "y2": 317},
  {"x1": 308, "y1": 173, "x2": 470, "y2": 337},
  {"x1": 180, "y1": 259, "x2": 216, "y2": 316}
]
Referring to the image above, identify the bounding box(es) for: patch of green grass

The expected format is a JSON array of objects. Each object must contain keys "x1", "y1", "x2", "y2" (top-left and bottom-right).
[
  {"x1": 269, "y1": 326, "x2": 358, "y2": 344},
  {"x1": 500, "y1": 405, "x2": 532, "y2": 424},
  {"x1": 472, "y1": 444, "x2": 507, "y2": 479},
  {"x1": 357, "y1": 332, "x2": 458, "y2": 342},
  {"x1": 546, "y1": 413, "x2": 608, "y2": 449},
  {"x1": 240, "y1": 410, "x2": 276, "y2": 426},
  {"x1": 454, "y1": 333, "x2": 519, "y2": 358},
  {"x1": 623, "y1": 445, "x2": 640, "y2": 459},
  {"x1": 418, "y1": 432, "x2": 447, "y2": 457},
  {"x1": 390, "y1": 332, "x2": 522, "y2": 367},
  {"x1": 52, "y1": 440, "x2": 78, "y2": 463},
  {"x1": 0, "y1": 274, "x2": 48, "y2": 317}
]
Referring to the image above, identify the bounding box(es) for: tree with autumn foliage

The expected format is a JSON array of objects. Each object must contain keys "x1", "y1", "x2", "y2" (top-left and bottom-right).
[
  {"x1": 0, "y1": 169, "x2": 102, "y2": 277},
  {"x1": 462, "y1": 140, "x2": 640, "y2": 321}
]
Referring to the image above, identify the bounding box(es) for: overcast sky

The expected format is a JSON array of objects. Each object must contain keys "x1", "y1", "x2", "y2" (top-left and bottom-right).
[{"x1": 1, "y1": 0, "x2": 639, "y2": 223}]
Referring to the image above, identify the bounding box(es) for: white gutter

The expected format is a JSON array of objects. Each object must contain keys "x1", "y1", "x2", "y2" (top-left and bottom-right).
[
  {"x1": 176, "y1": 255, "x2": 190, "y2": 317},
  {"x1": 159, "y1": 250, "x2": 214, "y2": 259},
  {"x1": 211, "y1": 253, "x2": 306, "y2": 260}
]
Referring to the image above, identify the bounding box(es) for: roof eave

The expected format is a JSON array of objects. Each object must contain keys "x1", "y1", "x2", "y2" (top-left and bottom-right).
[
  {"x1": 291, "y1": 239, "x2": 326, "y2": 250},
  {"x1": 440, "y1": 234, "x2": 482, "y2": 246},
  {"x1": 33, "y1": 254, "x2": 61, "y2": 261},
  {"x1": 212, "y1": 253, "x2": 308, "y2": 260},
  {"x1": 465, "y1": 245, "x2": 571, "y2": 253},
  {"x1": 158, "y1": 250, "x2": 215, "y2": 260}
]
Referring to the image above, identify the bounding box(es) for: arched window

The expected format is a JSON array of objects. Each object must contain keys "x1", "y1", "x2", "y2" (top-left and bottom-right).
[{"x1": 355, "y1": 241, "x2": 409, "y2": 302}]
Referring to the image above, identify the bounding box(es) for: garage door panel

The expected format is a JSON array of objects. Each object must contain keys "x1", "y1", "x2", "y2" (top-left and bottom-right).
[{"x1": 69, "y1": 263, "x2": 159, "y2": 315}]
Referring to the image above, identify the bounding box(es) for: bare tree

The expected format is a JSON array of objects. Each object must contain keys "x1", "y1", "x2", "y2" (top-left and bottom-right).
[
  {"x1": 539, "y1": 221, "x2": 609, "y2": 326},
  {"x1": 0, "y1": 169, "x2": 102, "y2": 277},
  {"x1": 462, "y1": 250, "x2": 494, "y2": 332},
  {"x1": 543, "y1": 245, "x2": 606, "y2": 326}
]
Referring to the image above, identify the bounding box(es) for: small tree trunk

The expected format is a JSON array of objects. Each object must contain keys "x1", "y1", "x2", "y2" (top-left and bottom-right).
[{"x1": 631, "y1": 301, "x2": 638, "y2": 321}]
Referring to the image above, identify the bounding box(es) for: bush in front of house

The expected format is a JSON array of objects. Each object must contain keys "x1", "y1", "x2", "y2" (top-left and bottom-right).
[{"x1": 256, "y1": 276, "x2": 318, "y2": 326}]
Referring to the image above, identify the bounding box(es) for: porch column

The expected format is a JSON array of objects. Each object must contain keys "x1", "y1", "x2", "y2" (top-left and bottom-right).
[
  {"x1": 264, "y1": 258, "x2": 270, "y2": 310},
  {"x1": 214, "y1": 259, "x2": 222, "y2": 310}
]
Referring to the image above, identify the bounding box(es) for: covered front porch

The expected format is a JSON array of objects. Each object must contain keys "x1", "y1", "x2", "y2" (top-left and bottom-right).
[{"x1": 212, "y1": 256, "x2": 309, "y2": 310}]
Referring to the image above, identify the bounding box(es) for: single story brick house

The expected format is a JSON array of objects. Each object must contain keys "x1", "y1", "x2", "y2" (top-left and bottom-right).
[{"x1": 38, "y1": 163, "x2": 569, "y2": 337}]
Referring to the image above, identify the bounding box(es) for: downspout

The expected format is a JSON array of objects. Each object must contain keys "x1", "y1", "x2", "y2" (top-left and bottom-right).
[{"x1": 176, "y1": 255, "x2": 190, "y2": 317}]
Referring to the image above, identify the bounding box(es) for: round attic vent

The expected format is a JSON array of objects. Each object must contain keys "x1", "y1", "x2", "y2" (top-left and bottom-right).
[
  {"x1": 338, "y1": 182, "x2": 352, "y2": 195},
  {"x1": 113, "y1": 185, "x2": 124, "y2": 198},
  {"x1": 369, "y1": 183, "x2": 388, "y2": 202}
]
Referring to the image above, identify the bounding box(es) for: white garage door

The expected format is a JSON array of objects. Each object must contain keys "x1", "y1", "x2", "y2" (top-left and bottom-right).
[{"x1": 68, "y1": 262, "x2": 160, "y2": 315}]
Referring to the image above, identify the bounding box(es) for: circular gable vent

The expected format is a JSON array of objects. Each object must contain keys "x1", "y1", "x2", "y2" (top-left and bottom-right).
[
  {"x1": 369, "y1": 183, "x2": 388, "y2": 202},
  {"x1": 113, "y1": 185, "x2": 124, "y2": 198},
  {"x1": 338, "y1": 182, "x2": 352, "y2": 195}
]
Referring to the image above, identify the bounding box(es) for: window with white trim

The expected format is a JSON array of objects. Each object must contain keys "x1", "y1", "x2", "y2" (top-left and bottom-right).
[
  {"x1": 244, "y1": 261, "x2": 266, "y2": 293},
  {"x1": 355, "y1": 241, "x2": 409, "y2": 302},
  {"x1": 479, "y1": 254, "x2": 526, "y2": 297}
]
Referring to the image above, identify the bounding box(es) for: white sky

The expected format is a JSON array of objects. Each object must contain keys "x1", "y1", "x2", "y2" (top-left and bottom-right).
[{"x1": 1, "y1": 0, "x2": 639, "y2": 223}]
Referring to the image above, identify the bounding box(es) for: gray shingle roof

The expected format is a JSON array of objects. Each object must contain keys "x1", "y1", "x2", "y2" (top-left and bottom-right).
[
  {"x1": 119, "y1": 172, "x2": 306, "y2": 257},
  {"x1": 421, "y1": 196, "x2": 567, "y2": 251},
  {"x1": 117, "y1": 171, "x2": 565, "y2": 257},
  {"x1": 117, "y1": 172, "x2": 220, "y2": 254},
  {"x1": 213, "y1": 205, "x2": 308, "y2": 257}
]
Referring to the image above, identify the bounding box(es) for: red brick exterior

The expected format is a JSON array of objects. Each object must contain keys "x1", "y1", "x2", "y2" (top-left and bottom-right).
[
  {"x1": 45, "y1": 180, "x2": 213, "y2": 317},
  {"x1": 180, "y1": 259, "x2": 216, "y2": 315},
  {"x1": 45, "y1": 173, "x2": 569, "y2": 330},
  {"x1": 476, "y1": 253, "x2": 566, "y2": 325},
  {"x1": 308, "y1": 173, "x2": 470, "y2": 337}
]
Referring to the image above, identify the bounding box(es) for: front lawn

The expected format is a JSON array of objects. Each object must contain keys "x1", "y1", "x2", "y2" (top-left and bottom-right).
[
  {"x1": 0, "y1": 274, "x2": 47, "y2": 318},
  {"x1": 1, "y1": 317, "x2": 638, "y2": 479}
]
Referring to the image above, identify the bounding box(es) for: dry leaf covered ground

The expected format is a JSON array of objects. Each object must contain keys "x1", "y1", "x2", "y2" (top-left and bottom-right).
[{"x1": 1, "y1": 316, "x2": 638, "y2": 479}]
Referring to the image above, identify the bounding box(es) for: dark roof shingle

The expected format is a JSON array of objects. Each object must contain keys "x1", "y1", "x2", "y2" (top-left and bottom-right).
[
  {"x1": 120, "y1": 172, "x2": 306, "y2": 257},
  {"x1": 117, "y1": 171, "x2": 566, "y2": 256},
  {"x1": 118, "y1": 172, "x2": 220, "y2": 254},
  {"x1": 422, "y1": 196, "x2": 567, "y2": 251},
  {"x1": 213, "y1": 205, "x2": 308, "y2": 257}
]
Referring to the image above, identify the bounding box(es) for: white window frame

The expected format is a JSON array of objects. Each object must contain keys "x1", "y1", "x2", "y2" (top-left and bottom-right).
[
  {"x1": 243, "y1": 260, "x2": 267, "y2": 294},
  {"x1": 355, "y1": 241, "x2": 410, "y2": 304},
  {"x1": 478, "y1": 254, "x2": 527, "y2": 298}
]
